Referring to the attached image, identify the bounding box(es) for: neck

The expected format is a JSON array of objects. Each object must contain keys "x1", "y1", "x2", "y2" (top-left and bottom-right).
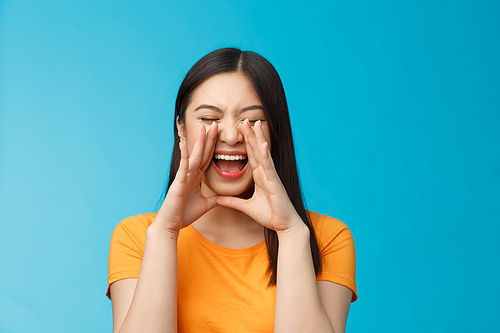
[
  {"x1": 192, "y1": 182, "x2": 264, "y2": 249},
  {"x1": 192, "y1": 187, "x2": 264, "y2": 249},
  {"x1": 194, "y1": 205, "x2": 261, "y2": 233}
]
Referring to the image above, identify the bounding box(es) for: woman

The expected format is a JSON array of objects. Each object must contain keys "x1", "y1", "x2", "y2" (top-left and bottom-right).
[{"x1": 108, "y1": 48, "x2": 357, "y2": 333}]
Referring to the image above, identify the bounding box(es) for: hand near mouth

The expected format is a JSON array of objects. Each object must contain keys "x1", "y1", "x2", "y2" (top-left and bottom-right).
[
  {"x1": 217, "y1": 119, "x2": 304, "y2": 234},
  {"x1": 153, "y1": 122, "x2": 219, "y2": 237}
]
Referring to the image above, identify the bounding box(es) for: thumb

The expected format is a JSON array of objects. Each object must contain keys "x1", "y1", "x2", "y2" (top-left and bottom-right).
[
  {"x1": 204, "y1": 195, "x2": 219, "y2": 211},
  {"x1": 216, "y1": 196, "x2": 250, "y2": 215}
]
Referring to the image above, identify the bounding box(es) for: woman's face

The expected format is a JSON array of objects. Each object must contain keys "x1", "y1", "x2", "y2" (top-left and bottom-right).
[{"x1": 178, "y1": 72, "x2": 271, "y2": 197}]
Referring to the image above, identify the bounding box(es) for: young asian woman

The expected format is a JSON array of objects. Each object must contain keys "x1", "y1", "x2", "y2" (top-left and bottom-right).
[{"x1": 107, "y1": 48, "x2": 357, "y2": 333}]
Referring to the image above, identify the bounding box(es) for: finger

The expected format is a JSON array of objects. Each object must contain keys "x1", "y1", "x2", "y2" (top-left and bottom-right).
[
  {"x1": 254, "y1": 120, "x2": 268, "y2": 149},
  {"x1": 241, "y1": 120, "x2": 260, "y2": 170},
  {"x1": 253, "y1": 120, "x2": 278, "y2": 177},
  {"x1": 241, "y1": 119, "x2": 257, "y2": 150},
  {"x1": 258, "y1": 141, "x2": 283, "y2": 189},
  {"x1": 242, "y1": 134, "x2": 257, "y2": 171},
  {"x1": 216, "y1": 195, "x2": 251, "y2": 216},
  {"x1": 201, "y1": 122, "x2": 218, "y2": 171},
  {"x1": 242, "y1": 119, "x2": 261, "y2": 165},
  {"x1": 260, "y1": 141, "x2": 276, "y2": 176},
  {"x1": 189, "y1": 124, "x2": 206, "y2": 169},
  {"x1": 177, "y1": 141, "x2": 189, "y2": 179}
]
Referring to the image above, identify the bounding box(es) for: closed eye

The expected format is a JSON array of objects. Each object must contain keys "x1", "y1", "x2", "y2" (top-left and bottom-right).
[
  {"x1": 200, "y1": 118, "x2": 219, "y2": 122},
  {"x1": 249, "y1": 119, "x2": 266, "y2": 125}
]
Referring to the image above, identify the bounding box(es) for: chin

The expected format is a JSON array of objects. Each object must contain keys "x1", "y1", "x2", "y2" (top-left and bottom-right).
[
  {"x1": 219, "y1": 185, "x2": 254, "y2": 199},
  {"x1": 237, "y1": 186, "x2": 254, "y2": 199},
  {"x1": 207, "y1": 183, "x2": 254, "y2": 197},
  {"x1": 201, "y1": 172, "x2": 254, "y2": 198}
]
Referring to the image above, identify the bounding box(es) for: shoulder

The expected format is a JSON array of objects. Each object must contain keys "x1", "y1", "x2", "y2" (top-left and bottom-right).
[
  {"x1": 308, "y1": 211, "x2": 354, "y2": 252},
  {"x1": 113, "y1": 212, "x2": 157, "y2": 231},
  {"x1": 107, "y1": 212, "x2": 157, "y2": 298},
  {"x1": 308, "y1": 211, "x2": 349, "y2": 232},
  {"x1": 110, "y1": 212, "x2": 158, "y2": 246},
  {"x1": 308, "y1": 211, "x2": 357, "y2": 301}
]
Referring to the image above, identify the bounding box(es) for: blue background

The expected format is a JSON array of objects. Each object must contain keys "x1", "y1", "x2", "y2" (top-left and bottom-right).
[{"x1": 1, "y1": 0, "x2": 499, "y2": 332}]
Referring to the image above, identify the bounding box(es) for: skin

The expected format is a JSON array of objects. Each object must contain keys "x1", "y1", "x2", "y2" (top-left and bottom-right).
[
  {"x1": 110, "y1": 72, "x2": 353, "y2": 333},
  {"x1": 180, "y1": 72, "x2": 272, "y2": 199}
]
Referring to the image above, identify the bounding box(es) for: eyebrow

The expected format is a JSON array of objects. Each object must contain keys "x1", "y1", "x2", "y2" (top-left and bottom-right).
[
  {"x1": 194, "y1": 104, "x2": 223, "y2": 112},
  {"x1": 193, "y1": 104, "x2": 264, "y2": 113}
]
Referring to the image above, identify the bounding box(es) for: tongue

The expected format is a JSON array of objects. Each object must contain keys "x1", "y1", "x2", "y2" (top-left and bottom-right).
[{"x1": 215, "y1": 160, "x2": 245, "y2": 173}]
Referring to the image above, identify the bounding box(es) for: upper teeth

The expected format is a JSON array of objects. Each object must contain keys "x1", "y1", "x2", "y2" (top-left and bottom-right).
[{"x1": 214, "y1": 154, "x2": 247, "y2": 160}]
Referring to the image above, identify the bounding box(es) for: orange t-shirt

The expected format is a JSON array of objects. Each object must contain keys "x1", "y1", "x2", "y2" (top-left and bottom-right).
[{"x1": 107, "y1": 211, "x2": 357, "y2": 332}]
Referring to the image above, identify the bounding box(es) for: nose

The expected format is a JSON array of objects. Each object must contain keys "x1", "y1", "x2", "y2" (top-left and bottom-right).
[{"x1": 218, "y1": 121, "x2": 243, "y2": 146}]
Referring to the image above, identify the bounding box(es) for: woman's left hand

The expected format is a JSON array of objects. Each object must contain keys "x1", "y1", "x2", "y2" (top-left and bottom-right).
[{"x1": 216, "y1": 119, "x2": 304, "y2": 233}]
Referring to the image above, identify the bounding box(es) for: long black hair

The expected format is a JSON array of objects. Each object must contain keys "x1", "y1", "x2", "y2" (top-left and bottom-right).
[{"x1": 164, "y1": 48, "x2": 322, "y2": 286}]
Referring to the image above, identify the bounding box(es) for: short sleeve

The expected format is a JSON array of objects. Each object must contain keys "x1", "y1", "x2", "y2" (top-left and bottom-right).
[
  {"x1": 107, "y1": 213, "x2": 155, "y2": 298},
  {"x1": 310, "y1": 212, "x2": 357, "y2": 302}
]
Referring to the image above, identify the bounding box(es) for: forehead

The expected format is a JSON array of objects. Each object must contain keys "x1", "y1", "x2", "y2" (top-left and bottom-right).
[{"x1": 188, "y1": 72, "x2": 262, "y2": 109}]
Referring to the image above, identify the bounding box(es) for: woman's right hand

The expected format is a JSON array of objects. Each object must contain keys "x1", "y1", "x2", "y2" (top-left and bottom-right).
[
  {"x1": 152, "y1": 122, "x2": 218, "y2": 236},
  {"x1": 112, "y1": 124, "x2": 218, "y2": 333}
]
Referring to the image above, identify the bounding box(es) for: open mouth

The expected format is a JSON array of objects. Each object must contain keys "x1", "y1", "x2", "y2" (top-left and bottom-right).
[{"x1": 212, "y1": 154, "x2": 248, "y2": 173}]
